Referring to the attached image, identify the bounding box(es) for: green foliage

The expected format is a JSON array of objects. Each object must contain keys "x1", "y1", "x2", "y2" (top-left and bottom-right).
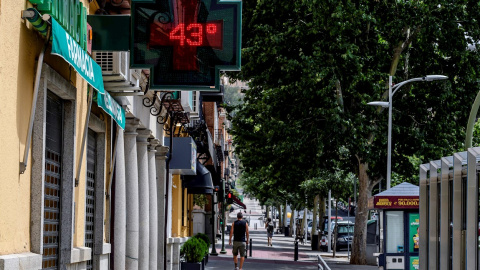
[
  {"x1": 192, "y1": 233, "x2": 210, "y2": 251},
  {"x1": 228, "y1": 0, "x2": 480, "y2": 263},
  {"x1": 473, "y1": 120, "x2": 480, "y2": 147},
  {"x1": 193, "y1": 194, "x2": 209, "y2": 208},
  {"x1": 229, "y1": 0, "x2": 480, "y2": 198},
  {"x1": 180, "y1": 238, "x2": 206, "y2": 263}
]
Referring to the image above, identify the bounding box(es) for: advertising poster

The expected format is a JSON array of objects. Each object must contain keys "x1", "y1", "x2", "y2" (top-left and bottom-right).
[
  {"x1": 409, "y1": 213, "x2": 420, "y2": 253},
  {"x1": 410, "y1": 256, "x2": 419, "y2": 270}
]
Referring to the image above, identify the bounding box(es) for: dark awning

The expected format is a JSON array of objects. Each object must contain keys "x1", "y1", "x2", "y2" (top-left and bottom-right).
[
  {"x1": 183, "y1": 161, "x2": 214, "y2": 194},
  {"x1": 200, "y1": 85, "x2": 224, "y2": 102},
  {"x1": 205, "y1": 164, "x2": 221, "y2": 186},
  {"x1": 231, "y1": 193, "x2": 246, "y2": 209}
]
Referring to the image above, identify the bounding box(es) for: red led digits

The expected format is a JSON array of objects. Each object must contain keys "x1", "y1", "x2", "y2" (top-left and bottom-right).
[
  {"x1": 150, "y1": 20, "x2": 223, "y2": 71},
  {"x1": 169, "y1": 24, "x2": 186, "y2": 45},
  {"x1": 186, "y1": 23, "x2": 202, "y2": 46},
  {"x1": 168, "y1": 23, "x2": 219, "y2": 46},
  {"x1": 206, "y1": 24, "x2": 217, "y2": 34}
]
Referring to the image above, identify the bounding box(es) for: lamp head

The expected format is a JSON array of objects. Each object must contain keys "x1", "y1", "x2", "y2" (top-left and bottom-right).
[
  {"x1": 367, "y1": 101, "x2": 389, "y2": 108},
  {"x1": 424, "y1": 75, "x2": 448, "y2": 81}
]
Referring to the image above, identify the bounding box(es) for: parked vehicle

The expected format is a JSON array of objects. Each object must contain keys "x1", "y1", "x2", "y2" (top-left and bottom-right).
[
  {"x1": 331, "y1": 221, "x2": 354, "y2": 251},
  {"x1": 319, "y1": 222, "x2": 336, "y2": 251}
]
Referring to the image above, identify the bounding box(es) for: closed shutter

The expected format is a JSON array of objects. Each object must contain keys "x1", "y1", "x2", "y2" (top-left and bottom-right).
[
  {"x1": 85, "y1": 129, "x2": 97, "y2": 270},
  {"x1": 43, "y1": 91, "x2": 63, "y2": 270}
]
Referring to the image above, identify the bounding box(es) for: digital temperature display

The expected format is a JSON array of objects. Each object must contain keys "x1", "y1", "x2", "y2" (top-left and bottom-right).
[
  {"x1": 131, "y1": 0, "x2": 241, "y2": 90},
  {"x1": 149, "y1": 20, "x2": 223, "y2": 71}
]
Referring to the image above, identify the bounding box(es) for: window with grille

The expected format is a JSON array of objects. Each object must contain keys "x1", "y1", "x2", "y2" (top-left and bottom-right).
[
  {"x1": 85, "y1": 129, "x2": 97, "y2": 270},
  {"x1": 192, "y1": 91, "x2": 197, "y2": 112},
  {"x1": 43, "y1": 91, "x2": 63, "y2": 270}
]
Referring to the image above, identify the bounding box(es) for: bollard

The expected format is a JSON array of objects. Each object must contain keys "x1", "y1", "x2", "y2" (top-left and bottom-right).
[
  {"x1": 249, "y1": 239, "x2": 253, "y2": 257},
  {"x1": 294, "y1": 240, "x2": 299, "y2": 261}
]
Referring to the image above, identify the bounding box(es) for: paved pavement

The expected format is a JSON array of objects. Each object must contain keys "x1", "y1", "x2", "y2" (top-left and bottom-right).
[{"x1": 208, "y1": 194, "x2": 378, "y2": 269}]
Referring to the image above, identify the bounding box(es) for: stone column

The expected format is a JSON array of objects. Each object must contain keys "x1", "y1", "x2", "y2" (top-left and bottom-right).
[
  {"x1": 137, "y1": 129, "x2": 151, "y2": 270},
  {"x1": 156, "y1": 145, "x2": 169, "y2": 270},
  {"x1": 148, "y1": 139, "x2": 160, "y2": 270},
  {"x1": 114, "y1": 129, "x2": 126, "y2": 270},
  {"x1": 125, "y1": 118, "x2": 140, "y2": 270}
]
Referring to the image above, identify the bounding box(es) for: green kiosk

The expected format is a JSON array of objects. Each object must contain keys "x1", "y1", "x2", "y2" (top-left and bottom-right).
[{"x1": 369, "y1": 182, "x2": 419, "y2": 270}]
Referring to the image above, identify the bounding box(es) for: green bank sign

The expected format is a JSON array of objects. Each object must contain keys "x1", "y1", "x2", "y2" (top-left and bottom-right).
[
  {"x1": 34, "y1": 0, "x2": 89, "y2": 50},
  {"x1": 50, "y1": 17, "x2": 105, "y2": 95}
]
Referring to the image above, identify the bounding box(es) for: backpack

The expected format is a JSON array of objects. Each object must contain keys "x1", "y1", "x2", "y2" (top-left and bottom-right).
[{"x1": 267, "y1": 223, "x2": 274, "y2": 233}]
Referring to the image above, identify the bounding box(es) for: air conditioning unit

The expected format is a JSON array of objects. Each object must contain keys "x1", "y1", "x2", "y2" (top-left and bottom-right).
[
  {"x1": 180, "y1": 91, "x2": 193, "y2": 113},
  {"x1": 189, "y1": 91, "x2": 200, "y2": 119},
  {"x1": 93, "y1": 51, "x2": 142, "y2": 95}
]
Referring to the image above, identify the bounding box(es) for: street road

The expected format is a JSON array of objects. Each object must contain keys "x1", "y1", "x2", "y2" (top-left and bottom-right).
[{"x1": 210, "y1": 193, "x2": 376, "y2": 270}]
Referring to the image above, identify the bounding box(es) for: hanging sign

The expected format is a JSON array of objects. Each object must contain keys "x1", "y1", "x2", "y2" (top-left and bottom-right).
[
  {"x1": 93, "y1": 90, "x2": 125, "y2": 130},
  {"x1": 35, "y1": 0, "x2": 89, "y2": 50},
  {"x1": 130, "y1": 0, "x2": 242, "y2": 91},
  {"x1": 50, "y1": 17, "x2": 105, "y2": 95}
]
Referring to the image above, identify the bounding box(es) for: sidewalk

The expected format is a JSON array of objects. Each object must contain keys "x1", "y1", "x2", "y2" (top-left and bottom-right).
[{"x1": 207, "y1": 228, "x2": 378, "y2": 270}]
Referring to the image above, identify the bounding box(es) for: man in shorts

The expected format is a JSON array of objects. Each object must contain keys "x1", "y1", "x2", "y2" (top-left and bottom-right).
[{"x1": 229, "y1": 211, "x2": 249, "y2": 270}]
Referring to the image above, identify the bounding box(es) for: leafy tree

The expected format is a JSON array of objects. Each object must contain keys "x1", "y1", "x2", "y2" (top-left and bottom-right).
[{"x1": 228, "y1": 0, "x2": 480, "y2": 264}]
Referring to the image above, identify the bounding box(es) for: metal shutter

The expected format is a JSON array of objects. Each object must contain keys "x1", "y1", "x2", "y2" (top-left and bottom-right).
[
  {"x1": 43, "y1": 91, "x2": 63, "y2": 270},
  {"x1": 85, "y1": 129, "x2": 97, "y2": 270}
]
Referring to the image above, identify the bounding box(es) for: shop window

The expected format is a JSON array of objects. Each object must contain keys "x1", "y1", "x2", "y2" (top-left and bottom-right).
[{"x1": 386, "y1": 211, "x2": 404, "y2": 253}]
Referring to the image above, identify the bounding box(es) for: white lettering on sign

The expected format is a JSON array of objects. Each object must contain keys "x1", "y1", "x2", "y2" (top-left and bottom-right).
[
  {"x1": 102, "y1": 92, "x2": 124, "y2": 125},
  {"x1": 65, "y1": 33, "x2": 95, "y2": 82}
]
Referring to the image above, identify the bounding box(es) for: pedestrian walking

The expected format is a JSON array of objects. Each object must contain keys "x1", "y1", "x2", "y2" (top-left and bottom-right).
[
  {"x1": 265, "y1": 217, "x2": 274, "y2": 246},
  {"x1": 229, "y1": 211, "x2": 249, "y2": 270}
]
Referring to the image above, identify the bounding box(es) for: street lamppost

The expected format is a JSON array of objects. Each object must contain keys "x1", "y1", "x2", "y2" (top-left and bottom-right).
[{"x1": 368, "y1": 75, "x2": 448, "y2": 190}]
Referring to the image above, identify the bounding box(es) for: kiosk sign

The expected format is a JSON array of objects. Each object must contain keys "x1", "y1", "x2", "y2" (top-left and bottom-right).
[{"x1": 373, "y1": 196, "x2": 419, "y2": 209}]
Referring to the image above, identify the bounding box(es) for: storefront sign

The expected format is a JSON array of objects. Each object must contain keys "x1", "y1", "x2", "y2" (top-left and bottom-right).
[
  {"x1": 35, "y1": 0, "x2": 88, "y2": 50},
  {"x1": 94, "y1": 91, "x2": 125, "y2": 130},
  {"x1": 130, "y1": 0, "x2": 242, "y2": 90},
  {"x1": 373, "y1": 196, "x2": 419, "y2": 209},
  {"x1": 50, "y1": 17, "x2": 105, "y2": 95}
]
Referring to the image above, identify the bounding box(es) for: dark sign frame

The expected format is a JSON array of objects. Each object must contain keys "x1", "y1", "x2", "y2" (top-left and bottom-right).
[{"x1": 130, "y1": 0, "x2": 242, "y2": 91}]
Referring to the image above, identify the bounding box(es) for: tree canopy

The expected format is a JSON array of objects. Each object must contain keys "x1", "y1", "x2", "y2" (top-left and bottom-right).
[{"x1": 228, "y1": 0, "x2": 480, "y2": 264}]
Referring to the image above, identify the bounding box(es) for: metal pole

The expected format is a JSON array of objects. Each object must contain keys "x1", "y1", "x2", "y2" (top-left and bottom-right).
[
  {"x1": 211, "y1": 192, "x2": 218, "y2": 256},
  {"x1": 387, "y1": 75, "x2": 392, "y2": 190},
  {"x1": 220, "y1": 180, "x2": 227, "y2": 254},
  {"x1": 74, "y1": 86, "x2": 94, "y2": 187},
  {"x1": 347, "y1": 198, "x2": 350, "y2": 260},
  {"x1": 249, "y1": 239, "x2": 253, "y2": 257},
  {"x1": 327, "y1": 190, "x2": 331, "y2": 253},
  {"x1": 465, "y1": 89, "x2": 480, "y2": 149},
  {"x1": 294, "y1": 241, "x2": 299, "y2": 261},
  {"x1": 20, "y1": 27, "x2": 51, "y2": 174},
  {"x1": 354, "y1": 177, "x2": 356, "y2": 206}
]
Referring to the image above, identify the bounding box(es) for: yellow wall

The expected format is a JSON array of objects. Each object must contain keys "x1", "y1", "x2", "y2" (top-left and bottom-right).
[
  {"x1": 171, "y1": 175, "x2": 191, "y2": 238},
  {"x1": 171, "y1": 175, "x2": 182, "y2": 237},
  {"x1": 0, "y1": 0, "x2": 92, "y2": 254}
]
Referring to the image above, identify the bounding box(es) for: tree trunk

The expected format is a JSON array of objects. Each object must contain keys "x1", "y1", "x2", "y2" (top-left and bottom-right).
[
  {"x1": 319, "y1": 197, "x2": 325, "y2": 222},
  {"x1": 312, "y1": 195, "x2": 319, "y2": 236},
  {"x1": 284, "y1": 201, "x2": 288, "y2": 228},
  {"x1": 301, "y1": 208, "x2": 307, "y2": 236},
  {"x1": 290, "y1": 209, "x2": 295, "y2": 237},
  {"x1": 350, "y1": 161, "x2": 370, "y2": 265},
  {"x1": 266, "y1": 206, "x2": 270, "y2": 219},
  {"x1": 278, "y1": 204, "x2": 283, "y2": 231}
]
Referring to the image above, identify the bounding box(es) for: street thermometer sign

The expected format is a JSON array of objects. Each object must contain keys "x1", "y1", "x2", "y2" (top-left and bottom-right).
[{"x1": 131, "y1": 0, "x2": 242, "y2": 91}]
